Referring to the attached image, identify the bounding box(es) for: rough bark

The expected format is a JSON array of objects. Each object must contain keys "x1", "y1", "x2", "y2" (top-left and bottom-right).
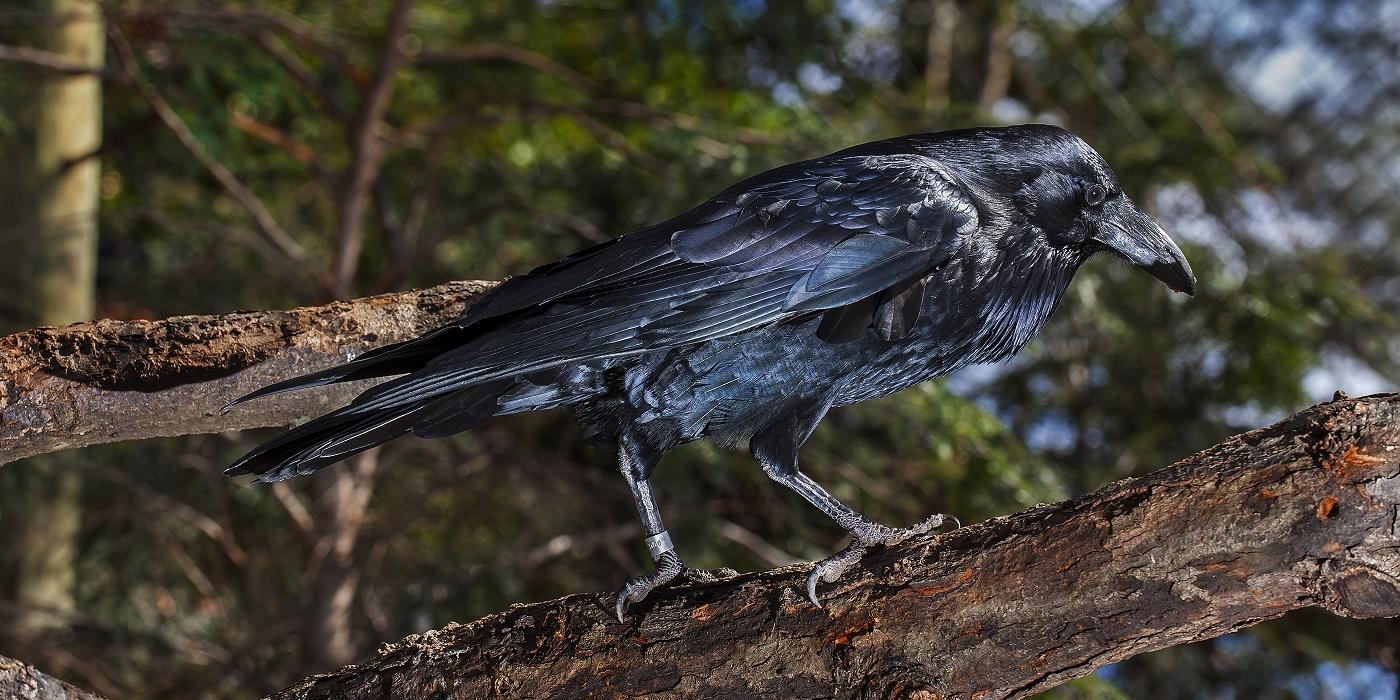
[
  {"x1": 0, "y1": 281, "x2": 496, "y2": 466},
  {"x1": 268, "y1": 394, "x2": 1400, "y2": 700},
  {"x1": 3, "y1": 280, "x2": 1398, "y2": 697},
  {"x1": 0, "y1": 654, "x2": 106, "y2": 700}
]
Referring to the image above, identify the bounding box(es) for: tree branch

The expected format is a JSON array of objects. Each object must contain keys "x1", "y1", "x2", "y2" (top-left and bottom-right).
[
  {"x1": 0, "y1": 654, "x2": 105, "y2": 700},
  {"x1": 108, "y1": 27, "x2": 323, "y2": 295},
  {"x1": 415, "y1": 43, "x2": 599, "y2": 94},
  {"x1": 0, "y1": 281, "x2": 495, "y2": 466},
  {"x1": 924, "y1": 0, "x2": 957, "y2": 113},
  {"x1": 0, "y1": 42, "x2": 100, "y2": 76},
  {"x1": 3, "y1": 280, "x2": 1399, "y2": 696},
  {"x1": 977, "y1": 1, "x2": 1017, "y2": 112},
  {"x1": 267, "y1": 394, "x2": 1400, "y2": 699},
  {"x1": 329, "y1": 0, "x2": 414, "y2": 298}
]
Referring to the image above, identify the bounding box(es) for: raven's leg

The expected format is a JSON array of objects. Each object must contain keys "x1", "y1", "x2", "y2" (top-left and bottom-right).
[
  {"x1": 752, "y1": 418, "x2": 955, "y2": 608},
  {"x1": 613, "y1": 438, "x2": 734, "y2": 621}
]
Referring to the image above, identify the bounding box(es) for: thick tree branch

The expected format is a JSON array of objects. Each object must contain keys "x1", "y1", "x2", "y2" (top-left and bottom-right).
[
  {"x1": 0, "y1": 654, "x2": 105, "y2": 700},
  {"x1": 268, "y1": 394, "x2": 1400, "y2": 699},
  {"x1": 3, "y1": 281, "x2": 1398, "y2": 697},
  {"x1": 0, "y1": 281, "x2": 495, "y2": 466}
]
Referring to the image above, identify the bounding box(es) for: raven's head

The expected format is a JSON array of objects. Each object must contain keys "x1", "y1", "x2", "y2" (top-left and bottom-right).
[{"x1": 994, "y1": 124, "x2": 1196, "y2": 295}]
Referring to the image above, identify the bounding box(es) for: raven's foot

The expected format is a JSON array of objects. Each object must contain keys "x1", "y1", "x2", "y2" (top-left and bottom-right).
[
  {"x1": 805, "y1": 512, "x2": 958, "y2": 608},
  {"x1": 614, "y1": 554, "x2": 738, "y2": 621},
  {"x1": 615, "y1": 550, "x2": 682, "y2": 622},
  {"x1": 680, "y1": 565, "x2": 740, "y2": 582}
]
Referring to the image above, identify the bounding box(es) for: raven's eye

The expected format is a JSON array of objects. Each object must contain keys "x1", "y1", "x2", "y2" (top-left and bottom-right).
[{"x1": 1085, "y1": 183, "x2": 1107, "y2": 207}]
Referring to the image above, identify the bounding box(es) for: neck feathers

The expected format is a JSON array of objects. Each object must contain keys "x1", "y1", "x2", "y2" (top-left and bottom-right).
[{"x1": 971, "y1": 242, "x2": 1082, "y2": 364}]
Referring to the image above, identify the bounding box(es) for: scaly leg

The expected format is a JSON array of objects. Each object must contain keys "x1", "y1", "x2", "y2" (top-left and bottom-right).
[
  {"x1": 752, "y1": 419, "x2": 957, "y2": 607},
  {"x1": 613, "y1": 438, "x2": 735, "y2": 621}
]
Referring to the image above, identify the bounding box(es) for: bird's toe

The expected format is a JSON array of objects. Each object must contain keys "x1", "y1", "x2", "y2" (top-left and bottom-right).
[
  {"x1": 612, "y1": 551, "x2": 684, "y2": 622},
  {"x1": 852, "y1": 512, "x2": 959, "y2": 547},
  {"x1": 804, "y1": 513, "x2": 961, "y2": 608},
  {"x1": 804, "y1": 541, "x2": 869, "y2": 608},
  {"x1": 681, "y1": 566, "x2": 739, "y2": 583},
  {"x1": 900, "y1": 512, "x2": 959, "y2": 541},
  {"x1": 612, "y1": 578, "x2": 653, "y2": 623}
]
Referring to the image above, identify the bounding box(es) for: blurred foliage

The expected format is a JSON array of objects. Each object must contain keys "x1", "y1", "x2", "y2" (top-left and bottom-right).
[{"x1": 0, "y1": 0, "x2": 1396, "y2": 697}]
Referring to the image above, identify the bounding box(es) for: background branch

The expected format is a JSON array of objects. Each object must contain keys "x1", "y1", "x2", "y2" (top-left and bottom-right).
[
  {"x1": 0, "y1": 42, "x2": 100, "y2": 75},
  {"x1": 328, "y1": 0, "x2": 413, "y2": 298},
  {"x1": 0, "y1": 281, "x2": 494, "y2": 466},
  {"x1": 108, "y1": 27, "x2": 322, "y2": 294}
]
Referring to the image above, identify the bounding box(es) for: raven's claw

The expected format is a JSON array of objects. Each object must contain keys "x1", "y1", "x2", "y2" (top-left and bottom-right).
[
  {"x1": 613, "y1": 554, "x2": 738, "y2": 621},
  {"x1": 682, "y1": 566, "x2": 740, "y2": 582},
  {"x1": 805, "y1": 512, "x2": 957, "y2": 608},
  {"x1": 614, "y1": 550, "x2": 682, "y2": 622}
]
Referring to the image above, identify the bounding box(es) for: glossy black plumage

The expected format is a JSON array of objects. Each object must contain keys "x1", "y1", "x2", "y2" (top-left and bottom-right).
[{"x1": 225, "y1": 124, "x2": 1195, "y2": 612}]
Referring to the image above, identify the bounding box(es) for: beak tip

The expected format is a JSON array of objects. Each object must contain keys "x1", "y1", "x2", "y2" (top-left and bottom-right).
[
  {"x1": 1095, "y1": 208, "x2": 1196, "y2": 297},
  {"x1": 1174, "y1": 275, "x2": 1197, "y2": 296},
  {"x1": 1145, "y1": 261, "x2": 1197, "y2": 297}
]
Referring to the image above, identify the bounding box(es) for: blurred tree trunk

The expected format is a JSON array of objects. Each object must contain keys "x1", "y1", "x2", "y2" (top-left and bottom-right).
[
  {"x1": 924, "y1": 0, "x2": 957, "y2": 113},
  {"x1": 977, "y1": 0, "x2": 1017, "y2": 112},
  {"x1": 307, "y1": 449, "x2": 382, "y2": 670},
  {"x1": 3, "y1": 0, "x2": 103, "y2": 635},
  {"x1": 303, "y1": 1, "x2": 411, "y2": 672}
]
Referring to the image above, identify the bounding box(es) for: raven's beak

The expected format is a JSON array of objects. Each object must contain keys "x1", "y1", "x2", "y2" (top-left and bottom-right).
[{"x1": 1094, "y1": 202, "x2": 1196, "y2": 295}]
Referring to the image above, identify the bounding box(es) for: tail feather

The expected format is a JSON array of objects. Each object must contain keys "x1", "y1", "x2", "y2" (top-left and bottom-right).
[
  {"x1": 225, "y1": 405, "x2": 419, "y2": 482},
  {"x1": 226, "y1": 382, "x2": 520, "y2": 482},
  {"x1": 226, "y1": 349, "x2": 599, "y2": 482},
  {"x1": 411, "y1": 381, "x2": 512, "y2": 439},
  {"x1": 223, "y1": 326, "x2": 474, "y2": 411}
]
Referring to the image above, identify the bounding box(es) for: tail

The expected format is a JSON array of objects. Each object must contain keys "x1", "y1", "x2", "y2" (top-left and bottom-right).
[
  {"x1": 222, "y1": 325, "x2": 476, "y2": 412},
  {"x1": 225, "y1": 364, "x2": 598, "y2": 482},
  {"x1": 222, "y1": 323, "x2": 491, "y2": 480},
  {"x1": 225, "y1": 380, "x2": 512, "y2": 482}
]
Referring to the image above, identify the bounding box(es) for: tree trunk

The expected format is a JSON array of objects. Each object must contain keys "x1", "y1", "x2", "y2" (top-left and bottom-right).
[
  {"x1": 977, "y1": 1, "x2": 1017, "y2": 113},
  {"x1": 924, "y1": 0, "x2": 957, "y2": 114},
  {"x1": 5, "y1": 0, "x2": 103, "y2": 635},
  {"x1": 267, "y1": 394, "x2": 1400, "y2": 699},
  {"x1": 307, "y1": 449, "x2": 382, "y2": 671}
]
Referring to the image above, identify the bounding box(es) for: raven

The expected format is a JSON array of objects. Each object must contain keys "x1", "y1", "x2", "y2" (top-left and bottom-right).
[{"x1": 225, "y1": 124, "x2": 1195, "y2": 618}]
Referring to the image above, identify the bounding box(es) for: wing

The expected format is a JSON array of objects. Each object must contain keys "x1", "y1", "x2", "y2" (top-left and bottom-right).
[{"x1": 334, "y1": 152, "x2": 981, "y2": 415}]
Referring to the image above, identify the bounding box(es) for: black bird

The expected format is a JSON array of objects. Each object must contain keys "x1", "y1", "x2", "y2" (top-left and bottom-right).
[{"x1": 225, "y1": 124, "x2": 1195, "y2": 618}]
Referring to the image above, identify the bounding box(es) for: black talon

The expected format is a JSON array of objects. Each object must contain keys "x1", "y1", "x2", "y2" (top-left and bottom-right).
[
  {"x1": 806, "y1": 568, "x2": 824, "y2": 609},
  {"x1": 613, "y1": 550, "x2": 684, "y2": 622}
]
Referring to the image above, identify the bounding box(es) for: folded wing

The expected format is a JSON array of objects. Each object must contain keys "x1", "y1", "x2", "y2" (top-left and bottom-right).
[{"x1": 227, "y1": 152, "x2": 980, "y2": 479}]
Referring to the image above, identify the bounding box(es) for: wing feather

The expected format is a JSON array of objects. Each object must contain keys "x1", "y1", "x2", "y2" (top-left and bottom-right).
[{"x1": 236, "y1": 151, "x2": 979, "y2": 418}]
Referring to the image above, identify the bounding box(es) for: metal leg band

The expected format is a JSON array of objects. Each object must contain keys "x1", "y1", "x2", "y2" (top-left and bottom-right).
[{"x1": 644, "y1": 530, "x2": 675, "y2": 561}]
